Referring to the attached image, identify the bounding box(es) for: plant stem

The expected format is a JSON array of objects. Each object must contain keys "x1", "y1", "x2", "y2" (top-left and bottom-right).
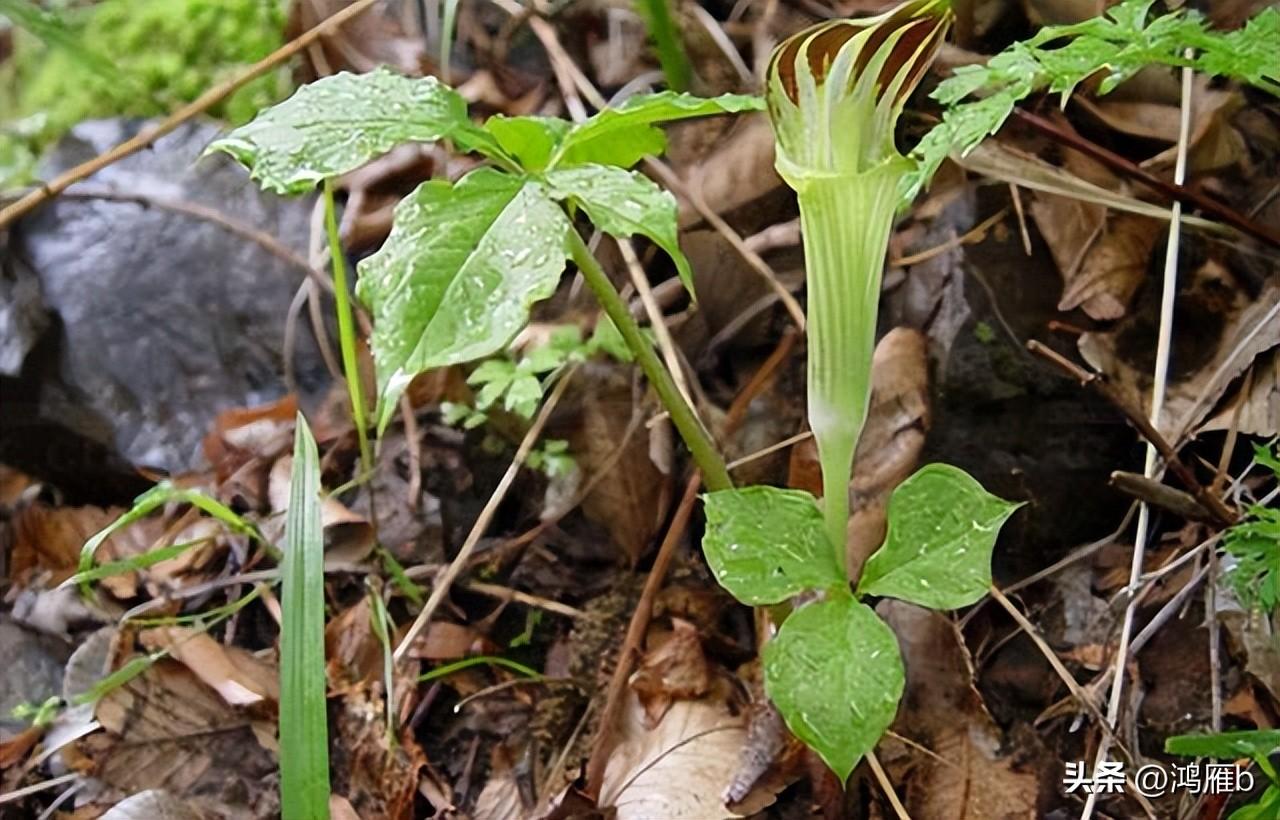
[
  {"x1": 566, "y1": 228, "x2": 732, "y2": 492},
  {"x1": 796, "y1": 164, "x2": 904, "y2": 567},
  {"x1": 322, "y1": 178, "x2": 373, "y2": 475}
]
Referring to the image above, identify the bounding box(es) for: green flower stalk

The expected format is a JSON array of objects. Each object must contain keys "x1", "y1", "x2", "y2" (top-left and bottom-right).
[{"x1": 766, "y1": 0, "x2": 951, "y2": 564}]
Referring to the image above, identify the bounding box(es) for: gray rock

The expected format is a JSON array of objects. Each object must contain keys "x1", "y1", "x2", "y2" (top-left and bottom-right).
[{"x1": 4, "y1": 119, "x2": 329, "y2": 484}]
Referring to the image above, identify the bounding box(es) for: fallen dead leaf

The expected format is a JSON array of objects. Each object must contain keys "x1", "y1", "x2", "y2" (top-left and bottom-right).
[
  {"x1": 848, "y1": 327, "x2": 931, "y2": 576},
  {"x1": 565, "y1": 362, "x2": 672, "y2": 565},
  {"x1": 1199, "y1": 348, "x2": 1279, "y2": 437},
  {"x1": 630, "y1": 618, "x2": 711, "y2": 727},
  {"x1": 879, "y1": 601, "x2": 1047, "y2": 820},
  {"x1": 329, "y1": 688, "x2": 426, "y2": 820},
  {"x1": 676, "y1": 115, "x2": 781, "y2": 228},
  {"x1": 78, "y1": 657, "x2": 278, "y2": 818},
  {"x1": 598, "y1": 690, "x2": 759, "y2": 820},
  {"x1": 1079, "y1": 270, "x2": 1280, "y2": 442},
  {"x1": 267, "y1": 455, "x2": 375, "y2": 563},
  {"x1": 325, "y1": 597, "x2": 382, "y2": 695},
  {"x1": 405, "y1": 620, "x2": 493, "y2": 661},
  {"x1": 139, "y1": 627, "x2": 278, "y2": 707},
  {"x1": 1059, "y1": 213, "x2": 1161, "y2": 320}
]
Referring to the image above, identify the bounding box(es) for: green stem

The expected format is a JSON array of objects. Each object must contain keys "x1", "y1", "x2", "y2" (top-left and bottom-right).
[
  {"x1": 322, "y1": 178, "x2": 373, "y2": 475},
  {"x1": 566, "y1": 228, "x2": 732, "y2": 492},
  {"x1": 796, "y1": 163, "x2": 906, "y2": 569}
]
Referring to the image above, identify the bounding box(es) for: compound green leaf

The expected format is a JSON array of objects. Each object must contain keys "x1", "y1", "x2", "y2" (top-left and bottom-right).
[
  {"x1": 553, "y1": 91, "x2": 763, "y2": 169},
  {"x1": 546, "y1": 164, "x2": 694, "y2": 292},
  {"x1": 763, "y1": 596, "x2": 904, "y2": 781},
  {"x1": 208, "y1": 67, "x2": 504, "y2": 195},
  {"x1": 857, "y1": 463, "x2": 1022, "y2": 609},
  {"x1": 357, "y1": 168, "x2": 571, "y2": 431},
  {"x1": 701, "y1": 486, "x2": 845, "y2": 605}
]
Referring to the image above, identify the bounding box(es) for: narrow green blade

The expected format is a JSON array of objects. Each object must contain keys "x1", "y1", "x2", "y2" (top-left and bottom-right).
[{"x1": 280, "y1": 415, "x2": 330, "y2": 820}]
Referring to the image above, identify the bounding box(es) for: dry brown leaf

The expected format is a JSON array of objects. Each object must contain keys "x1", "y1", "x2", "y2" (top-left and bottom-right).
[
  {"x1": 598, "y1": 690, "x2": 763, "y2": 820},
  {"x1": 10, "y1": 504, "x2": 124, "y2": 585},
  {"x1": 139, "y1": 627, "x2": 278, "y2": 707},
  {"x1": 325, "y1": 597, "x2": 382, "y2": 695},
  {"x1": 329, "y1": 689, "x2": 426, "y2": 820},
  {"x1": 1200, "y1": 349, "x2": 1279, "y2": 437},
  {"x1": 677, "y1": 115, "x2": 781, "y2": 228},
  {"x1": 1079, "y1": 273, "x2": 1280, "y2": 441},
  {"x1": 848, "y1": 328, "x2": 931, "y2": 575},
  {"x1": 405, "y1": 621, "x2": 492, "y2": 661},
  {"x1": 630, "y1": 618, "x2": 711, "y2": 727},
  {"x1": 879, "y1": 602, "x2": 1047, "y2": 820},
  {"x1": 79, "y1": 658, "x2": 278, "y2": 818},
  {"x1": 1059, "y1": 214, "x2": 1161, "y2": 320},
  {"x1": 1026, "y1": 146, "x2": 1140, "y2": 320},
  {"x1": 267, "y1": 455, "x2": 375, "y2": 563},
  {"x1": 566, "y1": 363, "x2": 672, "y2": 565}
]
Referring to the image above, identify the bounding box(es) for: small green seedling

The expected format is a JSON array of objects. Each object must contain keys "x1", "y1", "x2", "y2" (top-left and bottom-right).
[
  {"x1": 209, "y1": 70, "x2": 758, "y2": 492},
  {"x1": 1224, "y1": 443, "x2": 1280, "y2": 612},
  {"x1": 11, "y1": 695, "x2": 62, "y2": 727}
]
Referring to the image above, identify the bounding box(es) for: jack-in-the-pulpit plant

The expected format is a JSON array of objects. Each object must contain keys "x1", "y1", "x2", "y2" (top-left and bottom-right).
[
  {"x1": 702, "y1": 0, "x2": 1022, "y2": 782},
  {"x1": 767, "y1": 0, "x2": 950, "y2": 559}
]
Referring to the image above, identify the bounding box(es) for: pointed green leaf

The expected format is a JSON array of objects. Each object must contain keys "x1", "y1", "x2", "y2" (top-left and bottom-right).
[
  {"x1": 547, "y1": 164, "x2": 695, "y2": 292},
  {"x1": 701, "y1": 486, "x2": 845, "y2": 605},
  {"x1": 1165, "y1": 730, "x2": 1280, "y2": 760},
  {"x1": 279, "y1": 414, "x2": 330, "y2": 819},
  {"x1": 357, "y1": 168, "x2": 571, "y2": 430},
  {"x1": 763, "y1": 596, "x2": 904, "y2": 781},
  {"x1": 207, "y1": 67, "x2": 505, "y2": 195},
  {"x1": 857, "y1": 463, "x2": 1022, "y2": 609},
  {"x1": 482, "y1": 115, "x2": 571, "y2": 172},
  {"x1": 553, "y1": 91, "x2": 763, "y2": 169}
]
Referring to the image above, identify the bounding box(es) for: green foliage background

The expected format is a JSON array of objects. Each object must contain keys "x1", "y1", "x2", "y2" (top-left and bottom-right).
[{"x1": 1, "y1": 0, "x2": 290, "y2": 186}]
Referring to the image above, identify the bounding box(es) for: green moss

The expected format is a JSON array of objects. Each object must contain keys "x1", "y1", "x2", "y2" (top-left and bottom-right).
[{"x1": 2, "y1": 0, "x2": 290, "y2": 186}]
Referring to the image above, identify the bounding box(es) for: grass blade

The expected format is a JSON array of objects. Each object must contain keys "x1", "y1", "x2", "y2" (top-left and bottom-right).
[
  {"x1": 634, "y1": 0, "x2": 694, "y2": 92},
  {"x1": 280, "y1": 414, "x2": 330, "y2": 820}
]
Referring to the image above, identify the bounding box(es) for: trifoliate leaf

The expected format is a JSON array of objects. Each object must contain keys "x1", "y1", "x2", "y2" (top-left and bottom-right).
[
  {"x1": 552, "y1": 91, "x2": 763, "y2": 169},
  {"x1": 701, "y1": 486, "x2": 845, "y2": 605},
  {"x1": 356, "y1": 168, "x2": 570, "y2": 431},
  {"x1": 763, "y1": 596, "x2": 904, "y2": 781},
  {"x1": 546, "y1": 164, "x2": 695, "y2": 293},
  {"x1": 208, "y1": 67, "x2": 504, "y2": 195},
  {"x1": 857, "y1": 463, "x2": 1022, "y2": 609}
]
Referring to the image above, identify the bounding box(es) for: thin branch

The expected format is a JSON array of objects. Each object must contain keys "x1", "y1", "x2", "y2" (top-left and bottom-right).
[
  {"x1": 1013, "y1": 108, "x2": 1280, "y2": 251},
  {"x1": 1081, "y1": 57, "x2": 1194, "y2": 820}
]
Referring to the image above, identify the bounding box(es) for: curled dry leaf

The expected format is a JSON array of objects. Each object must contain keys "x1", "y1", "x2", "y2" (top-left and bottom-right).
[
  {"x1": 10, "y1": 503, "x2": 127, "y2": 586},
  {"x1": 878, "y1": 601, "x2": 1047, "y2": 819},
  {"x1": 1200, "y1": 348, "x2": 1279, "y2": 438},
  {"x1": 267, "y1": 455, "x2": 375, "y2": 563},
  {"x1": 598, "y1": 690, "x2": 768, "y2": 820},
  {"x1": 140, "y1": 626, "x2": 278, "y2": 707},
  {"x1": 848, "y1": 327, "x2": 931, "y2": 575},
  {"x1": 1058, "y1": 214, "x2": 1161, "y2": 321},
  {"x1": 1079, "y1": 271, "x2": 1280, "y2": 441},
  {"x1": 630, "y1": 618, "x2": 712, "y2": 727}
]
